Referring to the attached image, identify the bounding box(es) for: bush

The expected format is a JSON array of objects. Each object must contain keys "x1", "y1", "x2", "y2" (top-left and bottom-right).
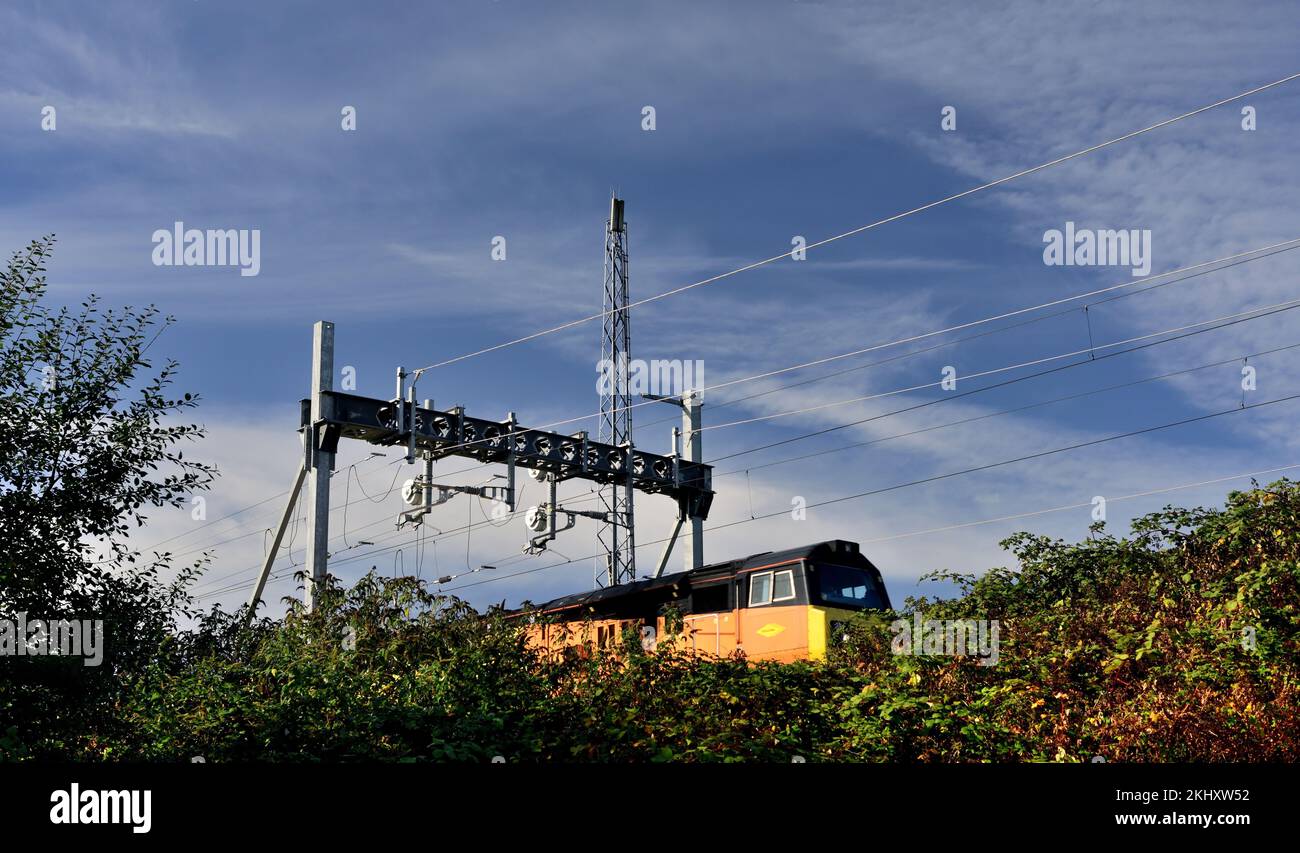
[{"x1": 40, "y1": 478, "x2": 1287, "y2": 763}]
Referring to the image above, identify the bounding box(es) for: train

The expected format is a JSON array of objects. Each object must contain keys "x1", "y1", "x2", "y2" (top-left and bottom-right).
[{"x1": 520, "y1": 540, "x2": 892, "y2": 663}]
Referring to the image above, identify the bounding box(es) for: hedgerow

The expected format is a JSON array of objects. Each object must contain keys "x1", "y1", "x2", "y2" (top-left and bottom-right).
[{"x1": 9, "y1": 479, "x2": 1293, "y2": 763}]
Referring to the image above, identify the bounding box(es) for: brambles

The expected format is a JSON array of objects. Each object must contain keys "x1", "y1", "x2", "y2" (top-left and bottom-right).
[
  {"x1": 13, "y1": 478, "x2": 1287, "y2": 763},
  {"x1": 1, "y1": 244, "x2": 1294, "y2": 767}
]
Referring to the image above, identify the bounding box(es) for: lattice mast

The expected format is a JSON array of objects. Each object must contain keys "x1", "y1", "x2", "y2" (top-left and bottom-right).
[{"x1": 597, "y1": 195, "x2": 635, "y2": 587}]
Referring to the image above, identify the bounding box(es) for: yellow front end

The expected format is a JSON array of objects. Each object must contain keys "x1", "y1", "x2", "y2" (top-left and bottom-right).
[{"x1": 806, "y1": 606, "x2": 862, "y2": 660}]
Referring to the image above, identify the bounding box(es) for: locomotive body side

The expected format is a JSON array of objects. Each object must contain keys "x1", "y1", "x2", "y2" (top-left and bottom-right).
[{"x1": 520, "y1": 540, "x2": 891, "y2": 664}]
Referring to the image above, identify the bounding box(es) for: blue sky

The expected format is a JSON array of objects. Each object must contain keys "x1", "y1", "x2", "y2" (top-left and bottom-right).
[{"x1": 4, "y1": 0, "x2": 1299, "y2": 614}]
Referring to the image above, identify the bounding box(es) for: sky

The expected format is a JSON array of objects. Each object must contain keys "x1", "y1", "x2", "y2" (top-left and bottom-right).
[{"x1": 3, "y1": 0, "x2": 1298, "y2": 616}]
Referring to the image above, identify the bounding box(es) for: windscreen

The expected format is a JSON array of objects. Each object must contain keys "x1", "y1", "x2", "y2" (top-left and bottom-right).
[{"x1": 815, "y1": 563, "x2": 888, "y2": 610}]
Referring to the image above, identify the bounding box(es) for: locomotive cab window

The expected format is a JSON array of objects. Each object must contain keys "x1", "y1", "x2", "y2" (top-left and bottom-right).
[
  {"x1": 814, "y1": 563, "x2": 887, "y2": 610},
  {"x1": 772, "y1": 569, "x2": 795, "y2": 601},
  {"x1": 691, "y1": 581, "x2": 730, "y2": 613},
  {"x1": 748, "y1": 569, "x2": 796, "y2": 607}
]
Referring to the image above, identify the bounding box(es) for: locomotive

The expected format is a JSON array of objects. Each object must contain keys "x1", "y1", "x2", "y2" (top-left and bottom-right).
[{"x1": 522, "y1": 540, "x2": 891, "y2": 663}]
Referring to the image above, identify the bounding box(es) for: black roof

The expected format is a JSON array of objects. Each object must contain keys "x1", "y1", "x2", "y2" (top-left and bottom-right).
[
  {"x1": 529, "y1": 573, "x2": 687, "y2": 615},
  {"x1": 733, "y1": 539, "x2": 865, "y2": 570},
  {"x1": 525, "y1": 539, "x2": 874, "y2": 616}
]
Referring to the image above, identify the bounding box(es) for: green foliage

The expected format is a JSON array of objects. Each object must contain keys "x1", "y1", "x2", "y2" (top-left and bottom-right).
[
  {"x1": 3, "y1": 238, "x2": 1296, "y2": 763},
  {"x1": 38, "y1": 478, "x2": 1297, "y2": 763},
  {"x1": 0, "y1": 236, "x2": 216, "y2": 757},
  {"x1": 824, "y1": 480, "x2": 1300, "y2": 761},
  {"x1": 101, "y1": 571, "x2": 857, "y2": 763}
]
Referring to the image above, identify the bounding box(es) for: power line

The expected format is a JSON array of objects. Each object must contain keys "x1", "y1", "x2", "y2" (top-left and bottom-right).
[
  {"x1": 441, "y1": 392, "x2": 1300, "y2": 594},
  {"x1": 189, "y1": 298, "x2": 1299, "y2": 600},
  {"x1": 211, "y1": 396, "x2": 1300, "y2": 604},
  {"x1": 706, "y1": 394, "x2": 1300, "y2": 524},
  {"x1": 320, "y1": 490, "x2": 604, "y2": 576},
  {"x1": 387, "y1": 239, "x2": 1300, "y2": 460},
  {"x1": 361, "y1": 239, "x2": 1296, "y2": 490},
  {"x1": 186, "y1": 461, "x2": 410, "y2": 594},
  {"x1": 708, "y1": 298, "x2": 1300, "y2": 462},
  {"x1": 173, "y1": 237, "x2": 1291, "y2": 543},
  {"x1": 122, "y1": 230, "x2": 1300, "y2": 592},
  {"x1": 163, "y1": 461, "x2": 405, "y2": 565},
  {"x1": 410, "y1": 75, "x2": 1300, "y2": 374},
  {"x1": 675, "y1": 241, "x2": 1300, "y2": 414},
  {"x1": 190, "y1": 484, "x2": 609, "y2": 601},
  {"x1": 699, "y1": 295, "x2": 1300, "y2": 432},
  {"x1": 715, "y1": 340, "x2": 1300, "y2": 477},
  {"x1": 635, "y1": 239, "x2": 1300, "y2": 431},
  {"x1": 858, "y1": 464, "x2": 1300, "y2": 545},
  {"x1": 97, "y1": 451, "x2": 396, "y2": 562},
  {"x1": 125, "y1": 457, "x2": 406, "y2": 577},
  {"x1": 191, "y1": 72, "x2": 1300, "y2": 607}
]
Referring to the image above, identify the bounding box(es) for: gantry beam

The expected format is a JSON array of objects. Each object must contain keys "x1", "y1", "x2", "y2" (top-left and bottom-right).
[{"x1": 301, "y1": 390, "x2": 714, "y2": 521}]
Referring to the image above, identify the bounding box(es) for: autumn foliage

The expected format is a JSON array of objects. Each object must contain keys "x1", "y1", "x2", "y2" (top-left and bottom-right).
[{"x1": 5, "y1": 479, "x2": 1295, "y2": 763}]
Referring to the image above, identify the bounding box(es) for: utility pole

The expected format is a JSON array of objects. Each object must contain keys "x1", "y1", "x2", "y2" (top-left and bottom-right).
[
  {"x1": 597, "y1": 195, "x2": 635, "y2": 587},
  {"x1": 304, "y1": 320, "x2": 335, "y2": 611},
  {"x1": 245, "y1": 204, "x2": 714, "y2": 614},
  {"x1": 682, "y1": 389, "x2": 704, "y2": 573},
  {"x1": 246, "y1": 462, "x2": 305, "y2": 618},
  {"x1": 249, "y1": 329, "x2": 715, "y2": 613},
  {"x1": 648, "y1": 388, "x2": 705, "y2": 577}
]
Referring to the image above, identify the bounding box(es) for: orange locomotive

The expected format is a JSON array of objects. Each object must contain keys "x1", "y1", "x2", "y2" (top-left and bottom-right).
[{"x1": 521, "y1": 540, "x2": 891, "y2": 663}]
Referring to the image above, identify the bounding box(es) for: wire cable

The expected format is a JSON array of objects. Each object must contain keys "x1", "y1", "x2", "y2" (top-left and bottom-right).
[
  {"x1": 699, "y1": 296, "x2": 1300, "y2": 432},
  {"x1": 441, "y1": 393, "x2": 1300, "y2": 594},
  {"x1": 636, "y1": 240, "x2": 1300, "y2": 431},
  {"x1": 393, "y1": 239, "x2": 1300, "y2": 458},
  {"x1": 411, "y1": 75, "x2": 1300, "y2": 374},
  {"x1": 859, "y1": 464, "x2": 1300, "y2": 545},
  {"x1": 709, "y1": 298, "x2": 1300, "y2": 462},
  {"x1": 189, "y1": 298, "x2": 1298, "y2": 600},
  {"x1": 716, "y1": 340, "x2": 1300, "y2": 477}
]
